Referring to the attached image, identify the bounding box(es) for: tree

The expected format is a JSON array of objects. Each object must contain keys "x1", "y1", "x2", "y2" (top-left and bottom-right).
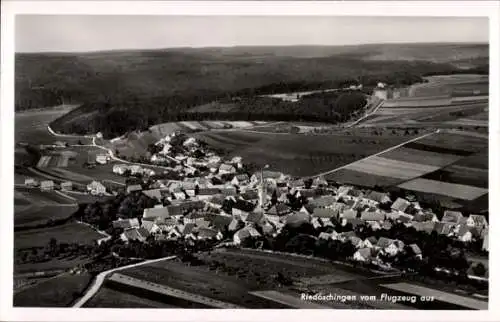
[
  {"x1": 304, "y1": 178, "x2": 313, "y2": 189},
  {"x1": 472, "y1": 263, "x2": 486, "y2": 277},
  {"x1": 271, "y1": 190, "x2": 278, "y2": 205}
]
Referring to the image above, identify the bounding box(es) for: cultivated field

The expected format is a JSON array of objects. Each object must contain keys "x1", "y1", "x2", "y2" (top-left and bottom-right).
[
  {"x1": 193, "y1": 130, "x2": 414, "y2": 176},
  {"x1": 14, "y1": 273, "x2": 92, "y2": 307},
  {"x1": 84, "y1": 287, "x2": 177, "y2": 308},
  {"x1": 14, "y1": 205, "x2": 78, "y2": 228},
  {"x1": 325, "y1": 130, "x2": 488, "y2": 212}
]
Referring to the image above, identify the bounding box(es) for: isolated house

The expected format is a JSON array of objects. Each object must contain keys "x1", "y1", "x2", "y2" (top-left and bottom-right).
[
  {"x1": 60, "y1": 181, "x2": 73, "y2": 191},
  {"x1": 96, "y1": 154, "x2": 108, "y2": 165},
  {"x1": 40, "y1": 180, "x2": 54, "y2": 191}
]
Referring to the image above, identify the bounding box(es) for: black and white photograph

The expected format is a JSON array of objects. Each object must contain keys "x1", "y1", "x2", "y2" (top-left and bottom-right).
[{"x1": 1, "y1": 1, "x2": 499, "y2": 321}]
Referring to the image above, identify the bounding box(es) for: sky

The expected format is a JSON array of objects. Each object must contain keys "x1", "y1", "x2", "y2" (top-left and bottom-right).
[{"x1": 15, "y1": 15, "x2": 489, "y2": 53}]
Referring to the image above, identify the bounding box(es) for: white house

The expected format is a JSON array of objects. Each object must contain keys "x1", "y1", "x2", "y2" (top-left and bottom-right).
[
  {"x1": 40, "y1": 180, "x2": 54, "y2": 191},
  {"x1": 113, "y1": 164, "x2": 129, "y2": 175},
  {"x1": 219, "y1": 164, "x2": 236, "y2": 175},
  {"x1": 24, "y1": 178, "x2": 38, "y2": 187},
  {"x1": 87, "y1": 181, "x2": 106, "y2": 195},
  {"x1": 96, "y1": 154, "x2": 109, "y2": 165},
  {"x1": 466, "y1": 214, "x2": 488, "y2": 229}
]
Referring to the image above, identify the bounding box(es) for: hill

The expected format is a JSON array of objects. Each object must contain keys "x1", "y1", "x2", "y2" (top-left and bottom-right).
[{"x1": 16, "y1": 43, "x2": 488, "y2": 137}]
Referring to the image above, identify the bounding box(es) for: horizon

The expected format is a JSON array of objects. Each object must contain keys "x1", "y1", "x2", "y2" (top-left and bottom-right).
[
  {"x1": 15, "y1": 41, "x2": 490, "y2": 55},
  {"x1": 15, "y1": 15, "x2": 489, "y2": 53}
]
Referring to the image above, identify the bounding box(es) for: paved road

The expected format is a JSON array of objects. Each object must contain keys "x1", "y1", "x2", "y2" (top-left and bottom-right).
[
  {"x1": 306, "y1": 129, "x2": 440, "y2": 179},
  {"x1": 72, "y1": 255, "x2": 177, "y2": 308}
]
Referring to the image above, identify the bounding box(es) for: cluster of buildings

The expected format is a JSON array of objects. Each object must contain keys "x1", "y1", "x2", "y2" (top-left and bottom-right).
[
  {"x1": 110, "y1": 135, "x2": 489, "y2": 268},
  {"x1": 24, "y1": 178, "x2": 73, "y2": 192}
]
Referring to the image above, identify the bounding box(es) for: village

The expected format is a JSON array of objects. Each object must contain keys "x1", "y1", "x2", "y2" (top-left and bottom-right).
[{"x1": 23, "y1": 129, "x2": 489, "y2": 278}]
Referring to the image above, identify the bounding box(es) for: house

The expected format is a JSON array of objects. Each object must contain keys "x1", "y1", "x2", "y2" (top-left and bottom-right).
[
  {"x1": 309, "y1": 195, "x2": 337, "y2": 208},
  {"x1": 297, "y1": 189, "x2": 317, "y2": 199},
  {"x1": 231, "y1": 174, "x2": 250, "y2": 186},
  {"x1": 233, "y1": 227, "x2": 261, "y2": 244},
  {"x1": 173, "y1": 189, "x2": 187, "y2": 200},
  {"x1": 397, "y1": 213, "x2": 414, "y2": 224},
  {"x1": 143, "y1": 205, "x2": 182, "y2": 220},
  {"x1": 178, "y1": 223, "x2": 196, "y2": 236},
  {"x1": 312, "y1": 208, "x2": 337, "y2": 219},
  {"x1": 442, "y1": 210, "x2": 464, "y2": 225},
  {"x1": 266, "y1": 203, "x2": 292, "y2": 217},
  {"x1": 376, "y1": 237, "x2": 394, "y2": 249},
  {"x1": 221, "y1": 186, "x2": 238, "y2": 196},
  {"x1": 195, "y1": 188, "x2": 221, "y2": 201},
  {"x1": 391, "y1": 198, "x2": 410, "y2": 212},
  {"x1": 141, "y1": 219, "x2": 161, "y2": 234},
  {"x1": 413, "y1": 212, "x2": 439, "y2": 222},
  {"x1": 456, "y1": 225, "x2": 473, "y2": 242},
  {"x1": 299, "y1": 204, "x2": 315, "y2": 216},
  {"x1": 408, "y1": 244, "x2": 423, "y2": 259},
  {"x1": 196, "y1": 227, "x2": 222, "y2": 240},
  {"x1": 312, "y1": 176, "x2": 328, "y2": 187},
  {"x1": 241, "y1": 190, "x2": 259, "y2": 202},
  {"x1": 87, "y1": 181, "x2": 106, "y2": 195},
  {"x1": 344, "y1": 218, "x2": 364, "y2": 228},
  {"x1": 319, "y1": 217, "x2": 334, "y2": 227},
  {"x1": 245, "y1": 212, "x2": 264, "y2": 225},
  {"x1": 120, "y1": 227, "x2": 150, "y2": 243},
  {"x1": 338, "y1": 231, "x2": 356, "y2": 242},
  {"x1": 433, "y1": 222, "x2": 455, "y2": 236},
  {"x1": 40, "y1": 180, "x2": 54, "y2": 191},
  {"x1": 353, "y1": 248, "x2": 373, "y2": 262},
  {"x1": 112, "y1": 218, "x2": 140, "y2": 230},
  {"x1": 219, "y1": 164, "x2": 236, "y2": 175},
  {"x1": 365, "y1": 191, "x2": 391, "y2": 204},
  {"x1": 337, "y1": 185, "x2": 353, "y2": 197},
  {"x1": 340, "y1": 209, "x2": 357, "y2": 220},
  {"x1": 24, "y1": 178, "x2": 38, "y2": 187},
  {"x1": 251, "y1": 170, "x2": 284, "y2": 183},
  {"x1": 311, "y1": 217, "x2": 323, "y2": 229},
  {"x1": 129, "y1": 165, "x2": 143, "y2": 175},
  {"x1": 367, "y1": 236, "x2": 378, "y2": 246},
  {"x1": 60, "y1": 181, "x2": 73, "y2": 191},
  {"x1": 360, "y1": 211, "x2": 385, "y2": 222},
  {"x1": 286, "y1": 212, "x2": 310, "y2": 227},
  {"x1": 289, "y1": 179, "x2": 305, "y2": 189},
  {"x1": 210, "y1": 214, "x2": 233, "y2": 232},
  {"x1": 381, "y1": 221, "x2": 392, "y2": 230},
  {"x1": 208, "y1": 155, "x2": 222, "y2": 164},
  {"x1": 142, "y1": 189, "x2": 162, "y2": 202},
  {"x1": 366, "y1": 221, "x2": 381, "y2": 230},
  {"x1": 466, "y1": 214, "x2": 488, "y2": 229},
  {"x1": 411, "y1": 221, "x2": 435, "y2": 234},
  {"x1": 208, "y1": 194, "x2": 225, "y2": 209},
  {"x1": 96, "y1": 154, "x2": 108, "y2": 165},
  {"x1": 349, "y1": 236, "x2": 364, "y2": 248},
  {"x1": 126, "y1": 184, "x2": 143, "y2": 194}
]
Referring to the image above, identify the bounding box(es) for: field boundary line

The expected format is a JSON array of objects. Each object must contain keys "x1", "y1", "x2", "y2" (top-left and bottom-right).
[
  {"x1": 55, "y1": 190, "x2": 77, "y2": 202},
  {"x1": 307, "y1": 129, "x2": 440, "y2": 179},
  {"x1": 72, "y1": 255, "x2": 177, "y2": 308}
]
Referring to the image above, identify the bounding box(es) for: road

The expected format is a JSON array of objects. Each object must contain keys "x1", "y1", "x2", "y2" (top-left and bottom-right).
[
  {"x1": 307, "y1": 129, "x2": 440, "y2": 179},
  {"x1": 345, "y1": 97, "x2": 385, "y2": 128},
  {"x1": 72, "y1": 255, "x2": 177, "y2": 308}
]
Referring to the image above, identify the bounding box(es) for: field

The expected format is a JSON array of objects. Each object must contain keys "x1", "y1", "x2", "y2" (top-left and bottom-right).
[
  {"x1": 14, "y1": 273, "x2": 92, "y2": 307},
  {"x1": 15, "y1": 222, "x2": 103, "y2": 250},
  {"x1": 84, "y1": 287, "x2": 177, "y2": 308},
  {"x1": 14, "y1": 204, "x2": 78, "y2": 228},
  {"x1": 97, "y1": 248, "x2": 371, "y2": 309},
  {"x1": 193, "y1": 130, "x2": 414, "y2": 176}
]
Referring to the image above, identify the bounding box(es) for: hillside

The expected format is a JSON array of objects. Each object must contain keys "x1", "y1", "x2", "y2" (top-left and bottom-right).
[{"x1": 16, "y1": 43, "x2": 488, "y2": 137}]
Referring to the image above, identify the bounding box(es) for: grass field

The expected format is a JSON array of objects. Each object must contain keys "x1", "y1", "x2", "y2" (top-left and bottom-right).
[
  {"x1": 15, "y1": 222, "x2": 103, "y2": 250},
  {"x1": 14, "y1": 273, "x2": 92, "y2": 307},
  {"x1": 194, "y1": 130, "x2": 413, "y2": 176}
]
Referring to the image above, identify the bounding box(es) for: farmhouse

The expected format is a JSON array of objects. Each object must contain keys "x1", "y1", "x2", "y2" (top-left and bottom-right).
[
  {"x1": 40, "y1": 180, "x2": 55, "y2": 191},
  {"x1": 60, "y1": 181, "x2": 73, "y2": 191},
  {"x1": 113, "y1": 164, "x2": 129, "y2": 175}
]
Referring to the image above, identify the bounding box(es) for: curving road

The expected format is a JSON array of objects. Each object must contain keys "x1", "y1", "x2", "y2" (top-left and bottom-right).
[{"x1": 72, "y1": 255, "x2": 177, "y2": 308}]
